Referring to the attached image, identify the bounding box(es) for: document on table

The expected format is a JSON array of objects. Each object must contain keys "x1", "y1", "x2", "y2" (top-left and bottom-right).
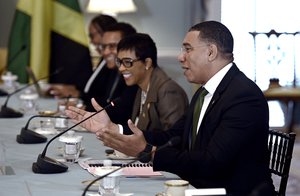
[{"x1": 79, "y1": 158, "x2": 163, "y2": 177}]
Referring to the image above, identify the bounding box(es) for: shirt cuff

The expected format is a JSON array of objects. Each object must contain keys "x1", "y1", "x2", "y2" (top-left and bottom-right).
[{"x1": 117, "y1": 124, "x2": 123, "y2": 134}]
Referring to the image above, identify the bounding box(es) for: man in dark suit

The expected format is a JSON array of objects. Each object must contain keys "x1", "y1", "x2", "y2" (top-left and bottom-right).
[
  {"x1": 47, "y1": 14, "x2": 117, "y2": 99},
  {"x1": 80, "y1": 22, "x2": 138, "y2": 125},
  {"x1": 65, "y1": 21, "x2": 275, "y2": 195}
]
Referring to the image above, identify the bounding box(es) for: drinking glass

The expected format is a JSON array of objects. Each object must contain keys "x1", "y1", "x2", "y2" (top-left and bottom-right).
[{"x1": 59, "y1": 130, "x2": 83, "y2": 162}]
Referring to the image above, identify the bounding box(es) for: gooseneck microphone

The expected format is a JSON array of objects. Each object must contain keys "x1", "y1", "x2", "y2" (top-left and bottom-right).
[
  {"x1": 32, "y1": 98, "x2": 120, "y2": 174},
  {"x1": 0, "y1": 68, "x2": 63, "y2": 118},
  {"x1": 82, "y1": 136, "x2": 181, "y2": 196},
  {"x1": 16, "y1": 115, "x2": 69, "y2": 144}
]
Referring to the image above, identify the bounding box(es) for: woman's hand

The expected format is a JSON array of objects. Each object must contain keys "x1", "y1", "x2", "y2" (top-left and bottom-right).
[
  {"x1": 96, "y1": 119, "x2": 147, "y2": 157},
  {"x1": 65, "y1": 98, "x2": 114, "y2": 133}
]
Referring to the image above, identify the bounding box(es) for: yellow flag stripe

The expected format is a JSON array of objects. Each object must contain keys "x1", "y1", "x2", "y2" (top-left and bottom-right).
[
  {"x1": 16, "y1": 0, "x2": 32, "y2": 16},
  {"x1": 16, "y1": 0, "x2": 50, "y2": 80},
  {"x1": 30, "y1": 0, "x2": 51, "y2": 78},
  {"x1": 53, "y1": 2, "x2": 89, "y2": 47}
]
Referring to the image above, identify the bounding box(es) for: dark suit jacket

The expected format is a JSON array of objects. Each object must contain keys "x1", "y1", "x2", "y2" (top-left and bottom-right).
[
  {"x1": 49, "y1": 33, "x2": 93, "y2": 92},
  {"x1": 143, "y1": 64, "x2": 275, "y2": 195},
  {"x1": 81, "y1": 64, "x2": 138, "y2": 125}
]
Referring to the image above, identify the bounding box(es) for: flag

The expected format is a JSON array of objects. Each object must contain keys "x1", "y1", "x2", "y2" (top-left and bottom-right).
[{"x1": 7, "y1": 0, "x2": 92, "y2": 91}]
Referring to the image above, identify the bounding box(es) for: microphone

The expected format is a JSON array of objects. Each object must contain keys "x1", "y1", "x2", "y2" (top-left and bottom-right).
[
  {"x1": 16, "y1": 114, "x2": 69, "y2": 144},
  {"x1": 32, "y1": 98, "x2": 120, "y2": 174},
  {"x1": 0, "y1": 68, "x2": 62, "y2": 118},
  {"x1": 0, "y1": 89, "x2": 8, "y2": 96},
  {"x1": 82, "y1": 136, "x2": 181, "y2": 196}
]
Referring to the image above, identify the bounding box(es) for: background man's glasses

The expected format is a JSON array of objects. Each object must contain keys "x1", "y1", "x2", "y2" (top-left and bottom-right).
[
  {"x1": 115, "y1": 58, "x2": 141, "y2": 68},
  {"x1": 98, "y1": 43, "x2": 118, "y2": 51}
]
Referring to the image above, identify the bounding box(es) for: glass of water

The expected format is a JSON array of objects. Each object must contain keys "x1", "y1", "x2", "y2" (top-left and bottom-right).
[
  {"x1": 98, "y1": 160, "x2": 122, "y2": 196},
  {"x1": 59, "y1": 130, "x2": 83, "y2": 162}
]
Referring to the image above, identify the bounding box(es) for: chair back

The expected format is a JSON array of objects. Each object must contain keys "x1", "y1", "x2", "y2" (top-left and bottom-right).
[{"x1": 268, "y1": 129, "x2": 296, "y2": 195}]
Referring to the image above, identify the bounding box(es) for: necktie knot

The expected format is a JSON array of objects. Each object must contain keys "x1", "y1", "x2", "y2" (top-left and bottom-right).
[{"x1": 199, "y1": 88, "x2": 208, "y2": 99}]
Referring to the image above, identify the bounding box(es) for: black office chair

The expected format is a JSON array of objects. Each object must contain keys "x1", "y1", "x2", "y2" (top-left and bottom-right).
[{"x1": 268, "y1": 129, "x2": 296, "y2": 196}]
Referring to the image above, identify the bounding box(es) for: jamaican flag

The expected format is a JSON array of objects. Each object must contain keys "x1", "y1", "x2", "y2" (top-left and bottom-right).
[{"x1": 7, "y1": 0, "x2": 92, "y2": 91}]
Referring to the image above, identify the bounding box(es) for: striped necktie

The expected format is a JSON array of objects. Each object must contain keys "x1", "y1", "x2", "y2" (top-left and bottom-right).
[{"x1": 191, "y1": 88, "x2": 208, "y2": 148}]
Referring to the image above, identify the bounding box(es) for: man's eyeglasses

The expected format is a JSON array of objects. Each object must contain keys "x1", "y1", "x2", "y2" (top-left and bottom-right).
[
  {"x1": 98, "y1": 43, "x2": 118, "y2": 51},
  {"x1": 180, "y1": 44, "x2": 208, "y2": 53},
  {"x1": 115, "y1": 58, "x2": 141, "y2": 68}
]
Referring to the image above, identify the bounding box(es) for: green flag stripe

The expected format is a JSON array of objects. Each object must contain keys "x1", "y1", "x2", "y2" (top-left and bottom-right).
[{"x1": 7, "y1": 10, "x2": 31, "y2": 83}]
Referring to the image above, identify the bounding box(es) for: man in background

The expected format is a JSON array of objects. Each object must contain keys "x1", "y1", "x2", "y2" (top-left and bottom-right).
[
  {"x1": 48, "y1": 14, "x2": 117, "y2": 98},
  {"x1": 61, "y1": 22, "x2": 138, "y2": 125}
]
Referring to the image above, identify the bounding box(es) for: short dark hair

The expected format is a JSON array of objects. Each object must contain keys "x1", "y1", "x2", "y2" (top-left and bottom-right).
[
  {"x1": 117, "y1": 33, "x2": 158, "y2": 67},
  {"x1": 90, "y1": 14, "x2": 117, "y2": 34},
  {"x1": 105, "y1": 22, "x2": 137, "y2": 38},
  {"x1": 189, "y1": 21, "x2": 234, "y2": 59}
]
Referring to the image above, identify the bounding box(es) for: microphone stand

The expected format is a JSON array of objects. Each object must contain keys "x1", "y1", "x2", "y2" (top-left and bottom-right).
[
  {"x1": 82, "y1": 137, "x2": 181, "y2": 196},
  {"x1": 0, "y1": 68, "x2": 63, "y2": 118},
  {"x1": 16, "y1": 114, "x2": 69, "y2": 144},
  {"x1": 32, "y1": 98, "x2": 120, "y2": 174}
]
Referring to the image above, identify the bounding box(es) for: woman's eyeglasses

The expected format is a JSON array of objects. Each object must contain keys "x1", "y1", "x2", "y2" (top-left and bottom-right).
[{"x1": 115, "y1": 58, "x2": 141, "y2": 68}]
